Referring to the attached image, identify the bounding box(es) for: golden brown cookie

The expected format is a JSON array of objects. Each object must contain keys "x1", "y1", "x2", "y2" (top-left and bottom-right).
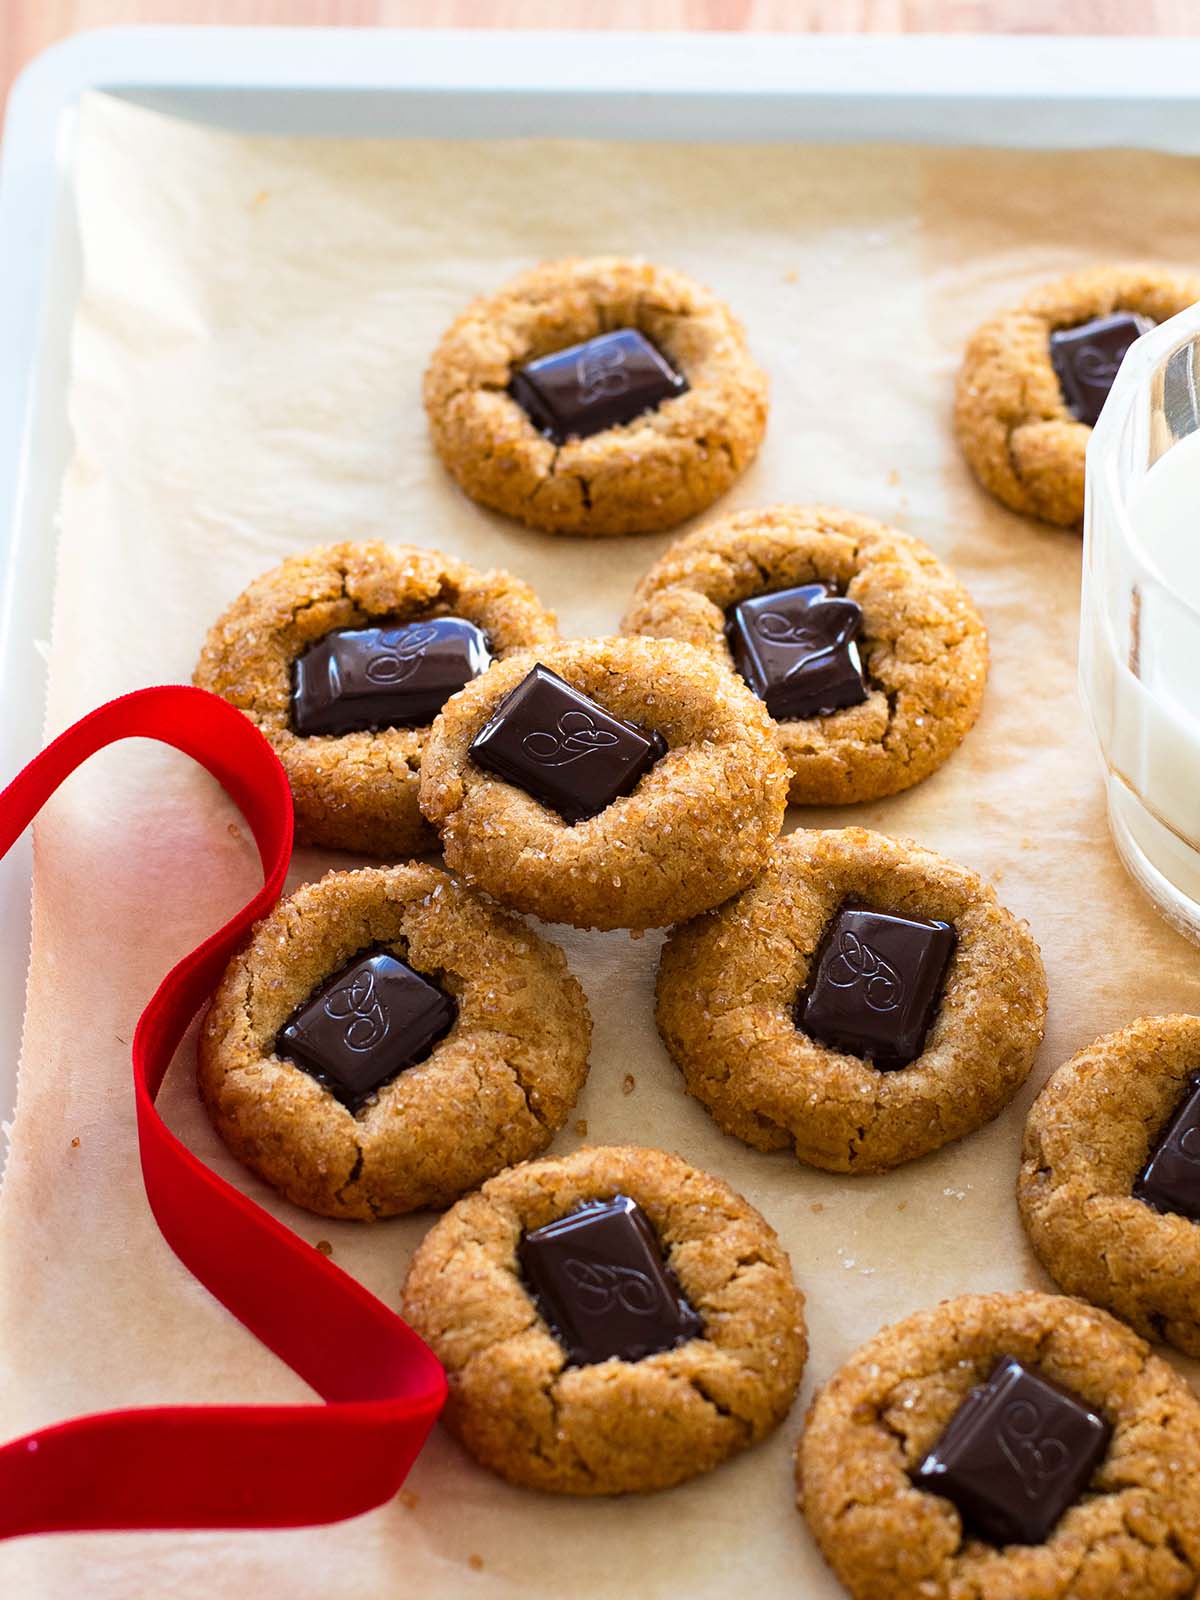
[
  {"x1": 798, "y1": 1291, "x2": 1200, "y2": 1600},
  {"x1": 623, "y1": 505, "x2": 987, "y2": 806},
  {"x1": 194, "y1": 541, "x2": 558, "y2": 855},
  {"x1": 656, "y1": 828, "x2": 1046, "y2": 1174},
  {"x1": 955, "y1": 264, "x2": 1200, "y2": 528},
  {"x1": 1020, "y1": 1015, "x2": 1200, "y2": 1357},
  {"x1": 418, "y1": 636, "x2": 788, "y2": 932},
  {"x1": 198, "y1": 864, "x2": 590, "y2": 1220},
  {"x1": 401, "y1": 1144, "x2": 806, "y2": 1495},
  {"x1": 423, "y1": 256, "x2": 768, "y2": 537}
]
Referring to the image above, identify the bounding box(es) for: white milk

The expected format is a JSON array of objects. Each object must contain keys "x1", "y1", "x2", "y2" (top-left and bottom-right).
[{"x1": 1083, "y1": 426, "x2": 1200, "y2": 933}]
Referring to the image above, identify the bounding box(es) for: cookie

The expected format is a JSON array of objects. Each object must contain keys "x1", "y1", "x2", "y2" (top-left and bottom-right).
[
  {"x1": 423, "y1": 256, "x2": 768, "y2": 537},
  {"x1": 401, "y1": 1144, "x2": 806, "y2": 1495},
  {"x1": 194, "y1": 541, "x2": 558, "y2": 855},
  {"x1": 797, "y1": 1291, "x2": 1200, "y2": 1600},
  {"x1": 623, "y1": 505, "x2": 987, "y2": 806},
  {"x1": 418, "y1": 636, "x2": 789, "y2": 932},
  {"x1": 656, "y1": 828, "x2": 1047, "y2": 1173},
  {"x1": 955, "y1": 264, "x2": 1200, "y2": 528},
  {"x1": 1020, "y1": 1014, "x2": 1200, "y2": 1357},
  {"x1": 198, "y1": 863, "x2": 591, "y2": 1220}
]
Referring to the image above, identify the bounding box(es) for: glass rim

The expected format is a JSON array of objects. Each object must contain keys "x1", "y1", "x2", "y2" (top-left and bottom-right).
[{"x1": 1089, "y1": 300, "x2": 1200, "y2": 622}]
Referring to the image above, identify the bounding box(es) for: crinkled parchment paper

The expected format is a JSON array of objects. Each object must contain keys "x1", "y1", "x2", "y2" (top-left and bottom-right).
[{"x1": 3, "y1": 93, "x2": 1200, "y2": 1597}]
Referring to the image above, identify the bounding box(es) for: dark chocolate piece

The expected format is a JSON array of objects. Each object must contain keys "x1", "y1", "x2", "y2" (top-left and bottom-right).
[
  {"x1": 912, "y1": 1355, "x2": 1111, "y2": 1546},
  {"x1": 291, "y1": 617, "x2": 492, "y2": 737},
  {"x1": 509, "y1": 328, "x2": 688, "y2": 444},
  {"x1": 726, "y1": 583, "x2": 868, "y2": 721},
  {"x1": 1049, "y1": 311, "x2": 1154, "y2": 428},
  {"x1": 468, "y1": 663, "x2": 667, "y2": 825},
  {"x1": 1133, "y1": 1071, "x2": 1200, "y2": 1221},
  {"x1": 276, "y1": 950, "x2": 456, "y2": 1112},
  {"x1": 518, "y1": 1195, "x2": 703, "y2": 1367},
  {"x1": 796, "y1": 903, "x2": 956, "y2": 1069}
]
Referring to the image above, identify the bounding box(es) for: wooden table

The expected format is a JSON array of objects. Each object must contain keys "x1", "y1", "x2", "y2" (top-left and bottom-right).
[{"x1": 2, "y1": 0, "x2": 1192, "y2": 116}]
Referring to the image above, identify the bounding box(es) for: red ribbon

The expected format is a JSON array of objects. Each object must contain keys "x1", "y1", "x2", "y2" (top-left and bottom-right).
[{"x1": 0, "y1": 685, "x2": 446, "y2": 1538}]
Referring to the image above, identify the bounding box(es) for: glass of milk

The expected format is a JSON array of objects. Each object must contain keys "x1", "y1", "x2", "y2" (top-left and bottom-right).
[{"x1": 1083, "y1": 304, "x2": 1200, "y2": 943}]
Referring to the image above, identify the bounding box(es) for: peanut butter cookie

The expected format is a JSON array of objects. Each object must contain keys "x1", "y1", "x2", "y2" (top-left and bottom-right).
[
  {"x1": 955, "y1": 264, "x2": 1200, "y2": 528},
  {"x1": 401, "y1": 1144, "x2": 806, "y2": 1495},
  {"x1": 194, "y1": 541, "x2": 557, "y2": 855},
  {"x1": 623, "y1": 505, "x2": 987, "y2": 805},
  {"x1": 423, "y1": 256, "x2": 768, "y2": 536},
  {"x1": 798, "y1": 1291, "x2": 1200, "y2": 1600},
  {"x1": 418, "y1": 636, "x2": 788, "y2": 932},
  {"x1": 198, "y1": 864, "x2": 591, "y2": 1220},
  {"x1": 1020, "y1": 1014, "x2": 1200, "y2": 1357},
  {"x1": 657, "y1": 828, "x2": 1046, "y2": 1173}
]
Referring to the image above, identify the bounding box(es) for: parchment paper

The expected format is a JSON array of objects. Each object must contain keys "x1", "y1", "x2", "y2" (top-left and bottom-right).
[{"x1": 4, "y1": 94, "x2": 1200, "y2": 1597}]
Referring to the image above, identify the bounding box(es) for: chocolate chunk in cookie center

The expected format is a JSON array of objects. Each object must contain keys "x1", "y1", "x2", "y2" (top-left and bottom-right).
[
  {"x1": 1133, "y1": 1070, "x2": 1200, "y2": 1221},
  {"x1": 509, "y1": 328, "x2": 688, "y2": 444},
  {"x1": 291, "y1": 617, "x2": 492, "y2": 737},
  {"x1": 796, "y1": 903, "x2": 956, "y2": 1069},
  {"x1": 912, "y1": 1355, "x2": 1112, "y2": 1546},
  {"x1": 518, "y1": 1194, "x2": 703, "y2": 1367},
  {"x1": 726, "y1": 583, "x2": 868, "y2": 721},
  {"x1": 469, "y1": 663, "x2": 667, "y2": 825},
  {"x1": 1049, "y1": 311, "x2": 1154, "y2": 429},
  {"x1": 276, "y1": 950, "x2": 457, "y2": 1112}
]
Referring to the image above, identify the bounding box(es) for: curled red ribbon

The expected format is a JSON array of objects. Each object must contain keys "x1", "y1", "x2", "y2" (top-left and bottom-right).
[{"x1": 0, "y1": 685, "x2": 446, "y2": 1538}]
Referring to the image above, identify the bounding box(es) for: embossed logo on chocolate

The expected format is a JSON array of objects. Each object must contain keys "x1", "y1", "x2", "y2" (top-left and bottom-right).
[
  {"x1": 754, "y1": 605, "x2": 859, "y2": 681},
  {"x1": 562, "y1": 1257, "x2": 660, "y2": 1316},
  {"x1": 1073, "y1": 343, "x2": 1128, "y2": 390},
  {"x1": 1180, "y1": 1124, "x2": 1200, "y2": 1160},
  {"x1": 825, "y1": 929, "x2": 903, "y2": 1012},
  {"x1": 363, "y1": 623, "x2": 440, "y2": 687},
  {"x1": 522, "y1": 709, "x2": 621, "y2": 768},
  {"x1": 575, "y1": 341, "x2": 632, "y2": 406},
  {"x1": 323, "y1": 967, "x2": 390, "y2": 1053},
  {"x1": 997, "y1": 1398, "x2": 1070, "y2": 1500}
]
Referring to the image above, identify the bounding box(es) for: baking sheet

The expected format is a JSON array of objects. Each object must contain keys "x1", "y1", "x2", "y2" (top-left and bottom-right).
[{"x1": 3, "y1": 93, "x2": 1200, "y2": 1596}]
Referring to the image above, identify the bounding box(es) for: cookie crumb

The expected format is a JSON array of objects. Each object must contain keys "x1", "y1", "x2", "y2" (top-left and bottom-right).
[
  {"x1": 398, "y1": 1488, "x2": 418, "y2": 1510},
  {"x1": 468, "y1": 1554, "x2": 484, "y2": 1572},
  {"x1": 315, "y1": 1239, "x2": 333, "y2": 1256},
  {"x1": 784, "y1": 269, "x2": 798, "y2": 283},
  {"x1": 810, "y1": 1201, "x2": 824, "y2": 1214},
  {"x1": 574, "y1": 1119, "x2": 588, "y2": 1137},
  {"x1": 252, "y1": 189, "x2": 269, "y2": 207},
  {"x1": 227, "y1": 822, "x2": 243, "y2": 841},
  {"x1": 896, "y1": 1200, "x2": 908, "y2": 1212},
  {"x1": 622, "y1": 1074, "x2": 636, "y2": 1096},
  {"x1": 69, "y1": 1137, "x2": 80, "y2": 1150}
]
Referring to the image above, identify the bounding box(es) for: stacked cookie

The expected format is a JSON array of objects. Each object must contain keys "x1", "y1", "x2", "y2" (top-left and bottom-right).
[{"x1": 191, "y1": 253, "x2": 1200, "y2": 1598}]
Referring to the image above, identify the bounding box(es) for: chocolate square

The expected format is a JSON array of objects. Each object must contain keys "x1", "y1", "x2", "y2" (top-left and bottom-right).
[
  {"x1": 276, "y1": 951, "x2": 456, "y2": 1112},
  {"x1": 797, "y1": 903, "x2": 956, "y2": 1069},
  {"x1": 726, "y1": 583, "x2": 868, "y2": 721},
  {"x1": 518, "y1": 1195, "x2": 703, "y2": 1367},
  {"x1": 509, "y1": 328, "x2": 688, "y2": 444},
  {"x1": 468, "y1": 663, "x2": 667, "y2": 825},
  {"x1": 1133, "y1": 1071, "x2": 1200, "y2": 1221},
  {"x1": 1049, "y1": 311, "x2": 1154, "y2": 428},
  {"x1": 291, "y1": 617, "x2": 492, "y2": 737},
  {"x1": 912, "y1": 1355, "x2": 1111, "y2": 1546}
]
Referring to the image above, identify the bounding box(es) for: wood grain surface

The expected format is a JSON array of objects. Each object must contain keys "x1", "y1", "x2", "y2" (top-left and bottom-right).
[{"x1": 2, "y1": 0, "x2": 1192, "y2": 117}]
